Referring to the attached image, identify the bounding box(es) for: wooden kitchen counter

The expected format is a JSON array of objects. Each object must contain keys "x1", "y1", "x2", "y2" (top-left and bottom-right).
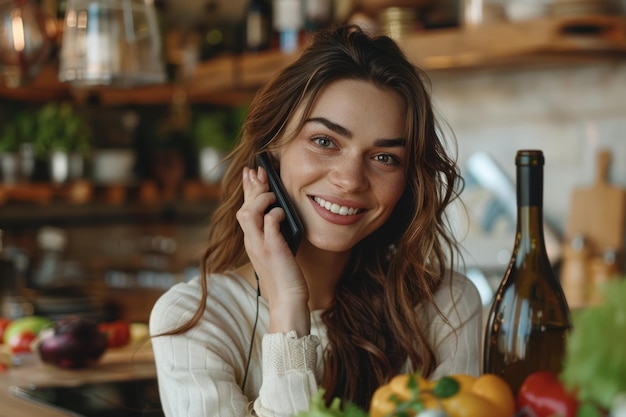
[{"x1": 0, "y1": 342, "x2": 157, "y2": 417}]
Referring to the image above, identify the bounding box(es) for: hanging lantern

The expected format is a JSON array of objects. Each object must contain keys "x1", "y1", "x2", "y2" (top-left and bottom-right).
[{"x1": 0, "y1": 0, "x2": 52, "y2": 87}]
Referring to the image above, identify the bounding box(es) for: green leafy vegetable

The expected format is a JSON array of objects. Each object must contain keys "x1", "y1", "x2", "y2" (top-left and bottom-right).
[
  {"x1": 560, "y1": 277, "x2": 626, "y2": 410},
  {"x1": 432, "y1": 377, "x2": 460, "y2": 399},
  {"x1": 296, "y1": 389, "x2": 368, "y2": 417},
  {"x1": 576, "y1": 401, "x2": 604, "y2": 417}
]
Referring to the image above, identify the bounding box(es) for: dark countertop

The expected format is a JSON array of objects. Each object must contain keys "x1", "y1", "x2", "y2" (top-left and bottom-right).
[{"x1": 0, "y1": 342, "x2": 157, "y2": 417}]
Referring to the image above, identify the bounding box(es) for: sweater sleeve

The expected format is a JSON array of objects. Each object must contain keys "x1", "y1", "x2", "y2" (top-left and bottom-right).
[
  {"x1": 150, "y1": 284, "x2": 252, "y2": 417},
  {"x1": 150, "y1": 329, "x2": 320, "y2": 417},
  {"x1": 253, "y1": 331, "x2": 321, "y2": 416},
  {"x1": 150, "y1": 276, "x2": 321, "y2": 417},
  {"x1": 425, "y1": 272, "x2": 484, "y2": 379},
  {"x1": 151, "y1": 332, "x2": 251, "y2": 416}
]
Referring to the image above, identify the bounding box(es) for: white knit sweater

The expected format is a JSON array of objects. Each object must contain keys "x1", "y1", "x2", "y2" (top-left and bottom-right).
[{"x1": 149, "y1": 271, "x2": 482, "y2": 417}]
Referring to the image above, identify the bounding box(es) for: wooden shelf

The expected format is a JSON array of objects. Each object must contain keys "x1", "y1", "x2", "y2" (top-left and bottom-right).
[
  {"x1": 0, "y1": 63, "x2": 71, "y2": 102},
  {"x1": 398, "y1": 14, "x2": 626, "y2": 71},
  {"x1": 94, "y1": 48, "x2": 301, "y2": 106},
  {"x1": 0, "y1": 180, "x2": 221, "y2": 227},
  {"x1": 1, "y1": 15, "x2": 626, "y2": 105}
]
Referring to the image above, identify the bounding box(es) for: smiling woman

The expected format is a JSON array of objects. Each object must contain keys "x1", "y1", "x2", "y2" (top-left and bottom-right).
[{"x1": 149, "y1": 24, "x2": 482, "y2": 417}]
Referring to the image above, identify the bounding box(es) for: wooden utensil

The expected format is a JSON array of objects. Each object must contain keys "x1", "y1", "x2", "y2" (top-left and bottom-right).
[{"x1": 566, "y1": 149, "x2": 626, "y2": 255}]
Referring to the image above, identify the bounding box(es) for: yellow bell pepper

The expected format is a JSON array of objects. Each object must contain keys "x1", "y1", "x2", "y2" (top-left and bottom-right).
[{"x1": 369, "y1": 373, "x2": 515, "y2": 417}]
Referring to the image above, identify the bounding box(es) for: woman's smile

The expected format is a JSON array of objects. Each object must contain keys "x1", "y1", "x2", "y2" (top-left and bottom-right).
[
  {"x1": 309, "y1": 195, "x2": 368, "y2": 226},
  {"x1": 312, "y1": 196, "x2": 365, "y2": 216}
]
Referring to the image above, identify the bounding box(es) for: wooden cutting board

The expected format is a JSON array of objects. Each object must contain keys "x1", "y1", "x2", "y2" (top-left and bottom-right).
[{"x1": 566, "y1": 149, "x2": 626, "y2": 255}]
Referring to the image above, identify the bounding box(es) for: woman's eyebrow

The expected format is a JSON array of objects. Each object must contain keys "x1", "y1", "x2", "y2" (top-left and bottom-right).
[
  {"x1": 306, "y1": 117, "x2": 405, "y2": 147},
  {"x1": 307, "y1": 117, "x2": 352, "y2": 138}
]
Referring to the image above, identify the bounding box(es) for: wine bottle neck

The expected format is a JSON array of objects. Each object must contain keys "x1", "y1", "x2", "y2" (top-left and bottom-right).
[
  {"x1": 516, "y1": 164, "x2": 543, "y2": 207},
  {"x1": 515, "y1": 163, "x2": 548, "y2": 258}
]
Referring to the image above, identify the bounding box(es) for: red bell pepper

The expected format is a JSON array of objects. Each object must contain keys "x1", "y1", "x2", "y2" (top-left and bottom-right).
[
  {"x1": 8, "y1": 330, "x2": 37, "y2": 354},
  {"x1": 98, "y1": 320, "x2": 131, "y2": 348},
  {"x1": 517, "y1": 371, "x2": 579, "y2": 417}
]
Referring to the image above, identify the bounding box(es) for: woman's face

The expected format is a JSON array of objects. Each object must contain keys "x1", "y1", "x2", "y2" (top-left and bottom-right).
[{"x1": 278, "y1": 79, "x2": 407, "y2": 253}]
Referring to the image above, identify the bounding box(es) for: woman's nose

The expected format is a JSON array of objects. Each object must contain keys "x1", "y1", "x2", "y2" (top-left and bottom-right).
[{"x1": 328, "y1": 156, "x2": 369, "y2": 192}]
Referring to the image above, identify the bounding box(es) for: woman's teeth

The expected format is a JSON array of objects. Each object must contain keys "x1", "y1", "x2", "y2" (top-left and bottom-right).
[{"x1": 314, "y1": 197, "x2": 361, "y2": 216}]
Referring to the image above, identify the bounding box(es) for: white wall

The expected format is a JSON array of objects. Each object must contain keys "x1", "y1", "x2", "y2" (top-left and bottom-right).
[{"x1": 428, "y1": 60, "x2": 626, "y2": 275}]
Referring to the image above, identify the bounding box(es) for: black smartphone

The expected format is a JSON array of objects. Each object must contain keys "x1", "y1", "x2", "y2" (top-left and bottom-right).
[{"x1": 256, "y1": 152, "x2": 304, "y2": 255}]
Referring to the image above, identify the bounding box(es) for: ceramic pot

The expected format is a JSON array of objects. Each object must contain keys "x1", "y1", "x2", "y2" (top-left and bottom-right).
[
  {"x1": 198, "y1": 147, "x2": 228, "y2": 183},
  {"x1": 0, "y1": 152, "x2": 19, "y2": 183},
  {"x1": 50, "y1": 151, "x2": 84, "y2": 183}
]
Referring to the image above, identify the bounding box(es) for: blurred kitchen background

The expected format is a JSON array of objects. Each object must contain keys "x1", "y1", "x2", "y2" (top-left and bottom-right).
[{"x1": 1, "y1": 0, "x2": 625, "y2": 324}]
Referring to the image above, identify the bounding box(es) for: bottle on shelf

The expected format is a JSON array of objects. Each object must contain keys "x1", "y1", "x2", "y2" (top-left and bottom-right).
[
  {"x1": 483, "y1": 150, "x2": 573, "y2": 394},
  {"x1": 245, "y1": 0, "x2": 273, "y2": 52},
  {"x1": 560, "y1": 233, "x2": 591, "y2": 309},
  {"x1": 197, "y1": 0, "x2": 225, "y2": 62},
  {"x1": 272, "y1": 0, "x2": 303, "y2": 53}
]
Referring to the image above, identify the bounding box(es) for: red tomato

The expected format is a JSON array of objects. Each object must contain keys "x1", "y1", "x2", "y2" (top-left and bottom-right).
[
  {"x1": 517, "y1": 371, "x2": 579, "y2": 417},
  {"x1": 98, "y1": 321, "x2": 131, "y2": 348},
  {"x1": 0, "y1": 317, "x2": 12, "y2": 344},
  {"x1": 8, "y1": 330, "x2": 37, "y2": 354}
]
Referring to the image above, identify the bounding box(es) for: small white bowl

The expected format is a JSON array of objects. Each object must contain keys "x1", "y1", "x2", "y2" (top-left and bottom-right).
[
  {"x1": 92, "y1": 149, "x2": 136, "y2": 184},
  {"x1": 505, "y1": 1, "x2": 549, "y2": 21}
]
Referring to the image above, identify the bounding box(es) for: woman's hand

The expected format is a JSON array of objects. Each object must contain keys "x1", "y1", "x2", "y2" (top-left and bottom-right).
[{"x1": 236, "y1": 166, "x2": 310, "y2": 336}]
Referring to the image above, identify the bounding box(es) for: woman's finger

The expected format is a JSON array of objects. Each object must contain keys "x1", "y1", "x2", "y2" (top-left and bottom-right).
[{"x1": 237, "y1": 166, "x2": 281, "y2": 254}]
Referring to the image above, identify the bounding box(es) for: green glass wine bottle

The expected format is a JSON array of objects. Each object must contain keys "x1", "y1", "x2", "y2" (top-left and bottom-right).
[{"x1": 483, "y1": 150, "x2": 572, "y2": 394}]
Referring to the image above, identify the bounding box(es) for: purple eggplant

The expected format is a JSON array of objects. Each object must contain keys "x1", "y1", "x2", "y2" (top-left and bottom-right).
[{"x1": 37, "y1": 316, "x2": 107, "y2": 369}]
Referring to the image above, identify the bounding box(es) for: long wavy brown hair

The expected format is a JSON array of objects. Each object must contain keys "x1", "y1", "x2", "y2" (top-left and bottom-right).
[{"x1": 168, "y1": 25, "x2": 463, "y2": 409}]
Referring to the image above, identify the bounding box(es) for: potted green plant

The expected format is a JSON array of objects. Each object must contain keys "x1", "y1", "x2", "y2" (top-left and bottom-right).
[
  {"x1": 192, "y1": 108, "x2": 241, "y2": 184},
  {"x1": 0, "y1": 111, "x2": 37, "y2": 183},
  {"x1": 32, "y1": 103, "x2": 92, "y2": 183}
]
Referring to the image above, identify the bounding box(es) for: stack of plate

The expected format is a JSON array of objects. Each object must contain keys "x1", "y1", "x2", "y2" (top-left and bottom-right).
[{"x1": 550, "y1": 0, "x2": 620, "y2": 16}]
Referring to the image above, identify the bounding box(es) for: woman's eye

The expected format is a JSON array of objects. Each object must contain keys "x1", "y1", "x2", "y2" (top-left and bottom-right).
[
  {"x1": 312, "y1": 136, "x2": 334, "y2": 148},
  {"x1": 374, "y1": 154, "x2": 400, "y2": 166}
]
